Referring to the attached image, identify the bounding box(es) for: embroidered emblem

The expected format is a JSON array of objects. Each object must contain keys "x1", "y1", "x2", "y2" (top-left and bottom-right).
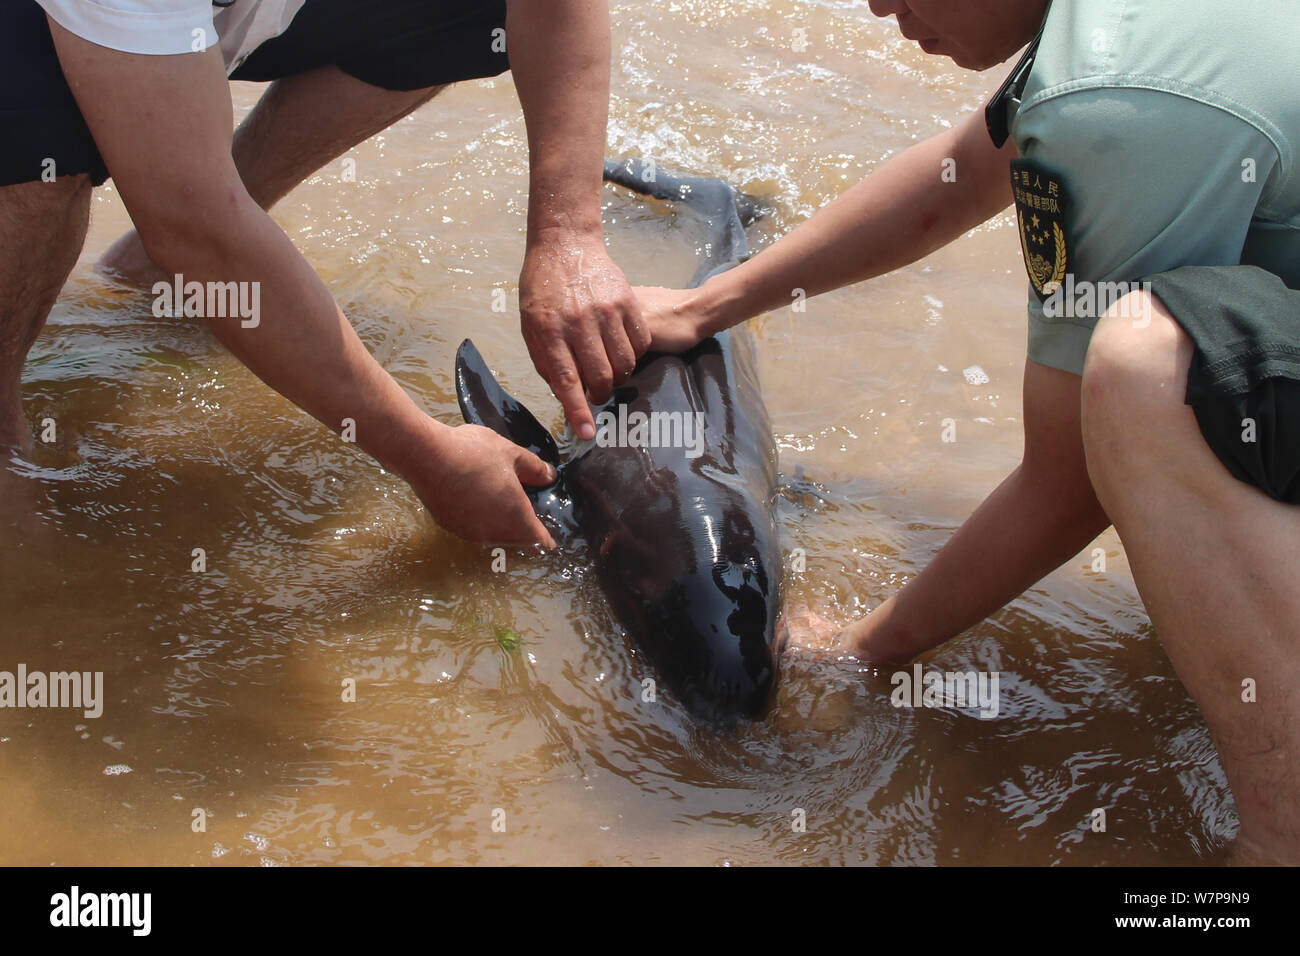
[{"x1": 1011, "y1": 159, "x2": 1069, "y2": 300}]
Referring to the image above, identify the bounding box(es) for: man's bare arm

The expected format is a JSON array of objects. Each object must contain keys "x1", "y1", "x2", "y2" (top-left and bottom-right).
[
  {"x1": 637, "y1": 109, "x2": 1017, "y2": 346},
  {"x1": 507, "y1": 0, "x2": 648, "y2": 441},
  {"x1": 48, "y1": 22, "x2": 555, "y2": 546}
]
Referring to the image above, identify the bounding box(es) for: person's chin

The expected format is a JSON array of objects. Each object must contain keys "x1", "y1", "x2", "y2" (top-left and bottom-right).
[
  {"x1": 946, "y1": 46, "x2": 998, "y2": 71},
  {"x1": 918, "y1": 37, "x2": 982, "y2": 70},
  {"x1": 973, "y1": 39, "x2": 1041, "y2": 72}
]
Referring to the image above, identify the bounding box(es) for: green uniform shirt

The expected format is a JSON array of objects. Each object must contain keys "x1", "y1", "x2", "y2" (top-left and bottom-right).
[{"x1": 1009, "y1": 0, "x2": 1300, "y2": 375}]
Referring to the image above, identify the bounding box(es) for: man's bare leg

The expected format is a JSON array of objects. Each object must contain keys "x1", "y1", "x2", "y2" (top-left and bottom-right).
[
  {"x1": 1082, "y1": 290, "x2": 1300, "y2": 865},
  {"x1": 0, "y1": 175, "x2": 91, "y2": 454},
  {"x1": 98, "y1": 66, "x2": 445, "y2": 285},
  {"x1": 835, "y1": 358, "x2": 1111, "y2": 662}
]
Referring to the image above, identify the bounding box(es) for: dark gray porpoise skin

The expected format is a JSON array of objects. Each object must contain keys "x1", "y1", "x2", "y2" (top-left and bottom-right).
[{"x1": 455, "y1": 158, "x2": 783, "y2": 724}]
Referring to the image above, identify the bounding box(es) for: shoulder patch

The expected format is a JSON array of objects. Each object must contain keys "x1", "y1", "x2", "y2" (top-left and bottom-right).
[{"x1": 1011, "y1": 159, "x2": 1069, "y2": 301}]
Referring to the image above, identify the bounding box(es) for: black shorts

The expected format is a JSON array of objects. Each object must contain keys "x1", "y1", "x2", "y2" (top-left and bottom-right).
[
  {"x1": 230, "y1": 0, "x2": 508, "y2": 91},
  {"x1": 0, "y1": 0, "x2": 509, "y2": 189},
  {"x1": 1147, "y1": 265, "x2": 1300, "y2": 505},
  {"x1": 0, "y1": 2, "x2": 109, "y2": 188}
]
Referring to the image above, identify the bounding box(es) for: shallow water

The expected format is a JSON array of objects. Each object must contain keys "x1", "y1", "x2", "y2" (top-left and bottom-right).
[{"x1": 1, "y1": 0, "x2": 1234, "y2": 865}]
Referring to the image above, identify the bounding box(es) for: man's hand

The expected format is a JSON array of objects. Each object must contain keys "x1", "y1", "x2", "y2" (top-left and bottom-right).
[
  {"x1": 505, "y1": 0, "x2": 649, "y2": 439},
  {"x1": 520, "y1": 232, "x2": 647, "y2": 440},
  {"x1": 414, "y1": 423, "x2": 558, "y2": 549},
  {"x1": 632, "y1": 285, "x2": 722, "y2": 353}
]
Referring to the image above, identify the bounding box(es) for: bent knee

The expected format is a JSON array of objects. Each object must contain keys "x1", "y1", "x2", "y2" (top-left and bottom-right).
[
  {"x1": 1080, "y1": 291, "x2": 1204, "y2": 500},
  {"x1": 1081, "y1": 290, "x2": 1191, "y2": 424}
]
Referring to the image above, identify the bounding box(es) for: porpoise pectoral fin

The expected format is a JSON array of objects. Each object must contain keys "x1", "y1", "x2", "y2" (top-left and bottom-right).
[{"x1": 454, "y1": 338, "x2": 561, "y2": 469}]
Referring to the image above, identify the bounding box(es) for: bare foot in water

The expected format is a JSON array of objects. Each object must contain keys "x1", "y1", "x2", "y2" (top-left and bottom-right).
[{"x1": 96, "y1": 228, "x2": 167, "y2": 289}]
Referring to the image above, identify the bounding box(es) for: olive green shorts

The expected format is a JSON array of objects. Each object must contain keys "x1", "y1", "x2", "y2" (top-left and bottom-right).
[{"x1": 1146, "y1": 265, "x2": 1300, "y2": 505}]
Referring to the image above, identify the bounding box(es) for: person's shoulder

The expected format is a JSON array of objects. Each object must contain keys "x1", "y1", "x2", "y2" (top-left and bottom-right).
[{"x1": 1022, "y1": 0, "x2": 1295, "y2": 132}]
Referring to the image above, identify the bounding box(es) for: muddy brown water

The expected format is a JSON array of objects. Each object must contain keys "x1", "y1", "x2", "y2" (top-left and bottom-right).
[{"x1": 0, "y1": 0, "x2": 1233, "y2": 865}]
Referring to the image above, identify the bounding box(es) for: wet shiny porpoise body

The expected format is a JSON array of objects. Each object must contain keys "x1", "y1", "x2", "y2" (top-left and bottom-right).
[{"x1": 456, "y1": 159, "x2": 782, "y2": 723}]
